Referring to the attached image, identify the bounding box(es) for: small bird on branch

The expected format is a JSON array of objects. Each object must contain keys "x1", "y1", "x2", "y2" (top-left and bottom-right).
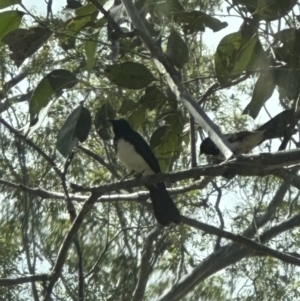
[
  {"x1": 109, "y1": 118, "x2": 181, "y2": 226},
  {"x1": 200, "y1": 109, "x2": 298, "y2": 157}
]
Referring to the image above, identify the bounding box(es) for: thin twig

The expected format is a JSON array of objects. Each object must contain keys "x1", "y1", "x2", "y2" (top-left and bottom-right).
[
  {"x1": 132, "y1": 226, "x2": 161, "y2": 301},
  {"x1": 211, "y1": 181, "x2": 224, "y2": 250}
]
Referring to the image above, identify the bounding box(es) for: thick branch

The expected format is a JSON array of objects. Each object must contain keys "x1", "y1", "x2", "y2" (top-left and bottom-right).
[
  {"x1": 0, "y1": 176, "x2": 212, "y2": 203},
  {"x1": 72, "y1": 149, "x2": 300, "y2": 194},
  {"x1": 0, "y1": 274, "x2": 50, "y2": 287}
]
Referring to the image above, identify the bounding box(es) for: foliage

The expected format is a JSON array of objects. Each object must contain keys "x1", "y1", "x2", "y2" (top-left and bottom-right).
[{"x1": 0, "y1": 0, "x2": 300, "y2": 300}]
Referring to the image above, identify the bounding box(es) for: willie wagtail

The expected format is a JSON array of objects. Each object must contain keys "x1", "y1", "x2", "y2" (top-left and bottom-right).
[
  {"x1": 200, "y1": 109, "x2": 297, "y2": 156},
  {"x1": 109, "y1": 118, "x2": 181, "y2": 226}
]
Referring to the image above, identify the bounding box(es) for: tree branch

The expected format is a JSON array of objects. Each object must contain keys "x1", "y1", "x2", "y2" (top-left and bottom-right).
[
  {"x1": 0, "y1": 176, "x2": 213, "y2": 204},
  {"x1": 242, "y1": 180, "x2": 290, "y2": 238},
  {"x1": 42, "y1": 192, "x2": 101, "y2": 300},
  {"x1": 78, "y1": 145, "x2": 121, "y2": 179},
  {"x1": 132, "y1": 226, "x2": 161, "y2": 301},
  {"x1": 0, "y1": 118, "x2": 62, "y2": 178},
  {"x1": 0, "y1": 274, "x2": 50, "y2": 287},
  {"x1": 182, "y1": 214, "x2": 300, "y2": 266},
  {"x1": 158, "y1": 214, "x2": 300, "y2": 301},
  {"x1": 71, "y1": 149, "x2": 300, "y2": 194}
]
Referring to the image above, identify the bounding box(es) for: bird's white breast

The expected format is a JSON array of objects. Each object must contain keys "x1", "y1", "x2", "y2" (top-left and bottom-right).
[{"x1": 116, "y1": 139, "x2": 154, "y2": 176}]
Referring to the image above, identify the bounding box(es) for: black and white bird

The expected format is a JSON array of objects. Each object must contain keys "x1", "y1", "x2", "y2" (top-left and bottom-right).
[
  {"x1": 109, "y1": 118, "x2": 181, "y2": 226},
  {"x1": 200, "y1": 109, "x2": 297, "y2": 157}
]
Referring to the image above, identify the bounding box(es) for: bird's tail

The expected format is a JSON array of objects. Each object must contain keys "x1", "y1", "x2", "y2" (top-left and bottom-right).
[
  {"x1": 257, "y1": 109, "x2": 296, "y2": 140},
  {"x1": 147, "y1": 183, "x2": 181, "y2": 226}
]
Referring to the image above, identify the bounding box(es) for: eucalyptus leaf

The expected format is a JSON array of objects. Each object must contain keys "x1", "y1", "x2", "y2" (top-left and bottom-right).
[
  {"x1": 95, "y1": 103, "x2": 115, "y2": 140},
  {"x1": 167, "y1": 29, "x2": 189, "y2": 69},
  {"x1": 234, "y1": 0, "x2": 297, "y2": 20},
  {"x1": 215, "y1": 25, "x2": 262, "y2": 84},
  {"x1": 254, "y1": 0, "x2": 297, "y2": 21},
  {"x1": 0, "y1": 0, "x2": 21, "y2": 9},
  {"x1": 243, "y1": 69, "x2": 276, "y2": 119},
  {"x1": 59, "y1": 15, "x2": 92, "y2": 51},
  {"x1": 128, "y1": 106, "x2": 146, "y2": 130},
  {"x1": 85, "y1": 31, "x2": 99, "y2": 71},
  {"x1": 29, "y1": 70, "x2": 78, "y2": 121},
  {"x1": 152, "y1": 0, "x2": 184, "y2": 19},
  {"x1": 57, "y1": 106, "x2": 92, "y2": 157},
  {"x1": 104, "y1": 62, "x2": 155, "y2": 89},
  {"x1": 118, "y1": 98, "x2": 137, "y2": 115},
  {"x1": 2, "y1": 27, "x2": 52, "y2": 67},
  {"x1": 0, "y1": 10, "x2": 25, "y2": 47},
  {"x1": 150, "y1": 112, "x2": 184, "y2": 172},
  {"x1": 138, "y1": 86, "x2": 166, "y2": 110},
  {"x1": 173, "y1": 11, "x2": 228, "y2": 34}
]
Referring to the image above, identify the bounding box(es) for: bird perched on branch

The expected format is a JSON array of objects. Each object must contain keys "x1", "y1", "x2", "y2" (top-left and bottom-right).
[
  {"x1": 109, "y1": 118, "x2": 181, "y2": 226},
  {"x1": 65, "y1": 0, "x2": 82, "y2": 9},
  {"x1": 200, "y1": 109, "x2": 297, "y2": 157}
]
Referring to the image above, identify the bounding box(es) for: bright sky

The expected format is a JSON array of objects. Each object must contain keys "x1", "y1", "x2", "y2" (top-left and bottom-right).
[{"x1": 22, "y1": 0, "x2": 64, "y2": 13}]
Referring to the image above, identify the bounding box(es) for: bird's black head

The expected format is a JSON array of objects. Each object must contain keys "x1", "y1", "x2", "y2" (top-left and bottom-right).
[
  {"x1": 108, "y1": 118, "x2": 132, "y2": 136},
  {"x1": 200, "y1": 137, "x2": 220, "y2": 156}
]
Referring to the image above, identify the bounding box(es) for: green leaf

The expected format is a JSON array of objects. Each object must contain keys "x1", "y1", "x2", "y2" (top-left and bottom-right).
[
  {"x1": 128, "y1": 106, "x2": 146, "y2": 130},
  {"x1": 234, "y1": 0, "x2": 297, "y2": 21},
  {"x1": 75, "y1": 107, "x2": 92, "y2": 142},
  {"x1": 215, "y1": 25, "x2": 260, "y2": 84},
  {"x1": 152, "y1": 0, "x2": 184, "y2": 19},
  {"x1": 118, "y1": 98, "x2": 137, "y2": 115},
  {"x1": 85, "y1": 31, "x2": 99, "y2": 71},
  {"x1": 276, "y1": 68, "x2": 300, "y2": 101},
  {"x1": 138, "y1": 86, "x2": 166, "y2": 110},
  {"x1": 231, "y1": 34, "x2": 258, "y2": 73},
  {"x1": 0, "y1": 0, "x2": 21, "y2": 9},
  {"x1": 95, "y1": 103, "x2": 115, "y2": 140},
  {"x1": 104, "y1": 62, "x2": 155, "y2": 89},
  {"x1": 21, "y1": 98, "x2": 57, "y2": 138},
  {"x1": 29, "y1": 69, "x2": 78, "y2": 121},
  {"x1": 150, "y1": 126, "x2": 176, "y2": 173},
  {"x1": 57, "y1": 106, "x2": 92, "y2": 157},
  {"x1": 2, "y1": 27, "x2": 52, "y2": 67},
  {"x1": 59, "y1": 15, "x2": 92, "y2": 51},
  {"x1": 254, "y1": 0, "x2": 297, "y2": 21},
  {"x1": 243, "y1": 69, "x2": 276, "y2": 118},
  {"x1": 75, "y1": 3, "x2": 98, "y2": 16},
  {"x1": 173, "y1": 11, "x2": 228, "y2": 34},
  {"x1": 67, "y1": 15, "x2": 92, "y2": 31},
  {"x1": 167, "y1": 29, "x2": 189, "y2": 69},
  {"x1": 246, "y1": 38, "x2": 268, "y2": 71},
  {"x1": 274, "y1": 29, "x2": 300, "y2": 67},
  {"x1": 150, "y1": 125, "x2": 169, "y2": 150},
  {"x1": 150, "y1": 112, "x2": 183, "y2": 172},
  {"x1": 0, "y1": 10, "x2": 24, "y2": 46}
]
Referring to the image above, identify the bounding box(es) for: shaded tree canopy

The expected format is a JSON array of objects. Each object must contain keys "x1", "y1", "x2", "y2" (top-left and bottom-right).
[{"x1": 1, "y1": 0, "x2": 300, "y2": 300}]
